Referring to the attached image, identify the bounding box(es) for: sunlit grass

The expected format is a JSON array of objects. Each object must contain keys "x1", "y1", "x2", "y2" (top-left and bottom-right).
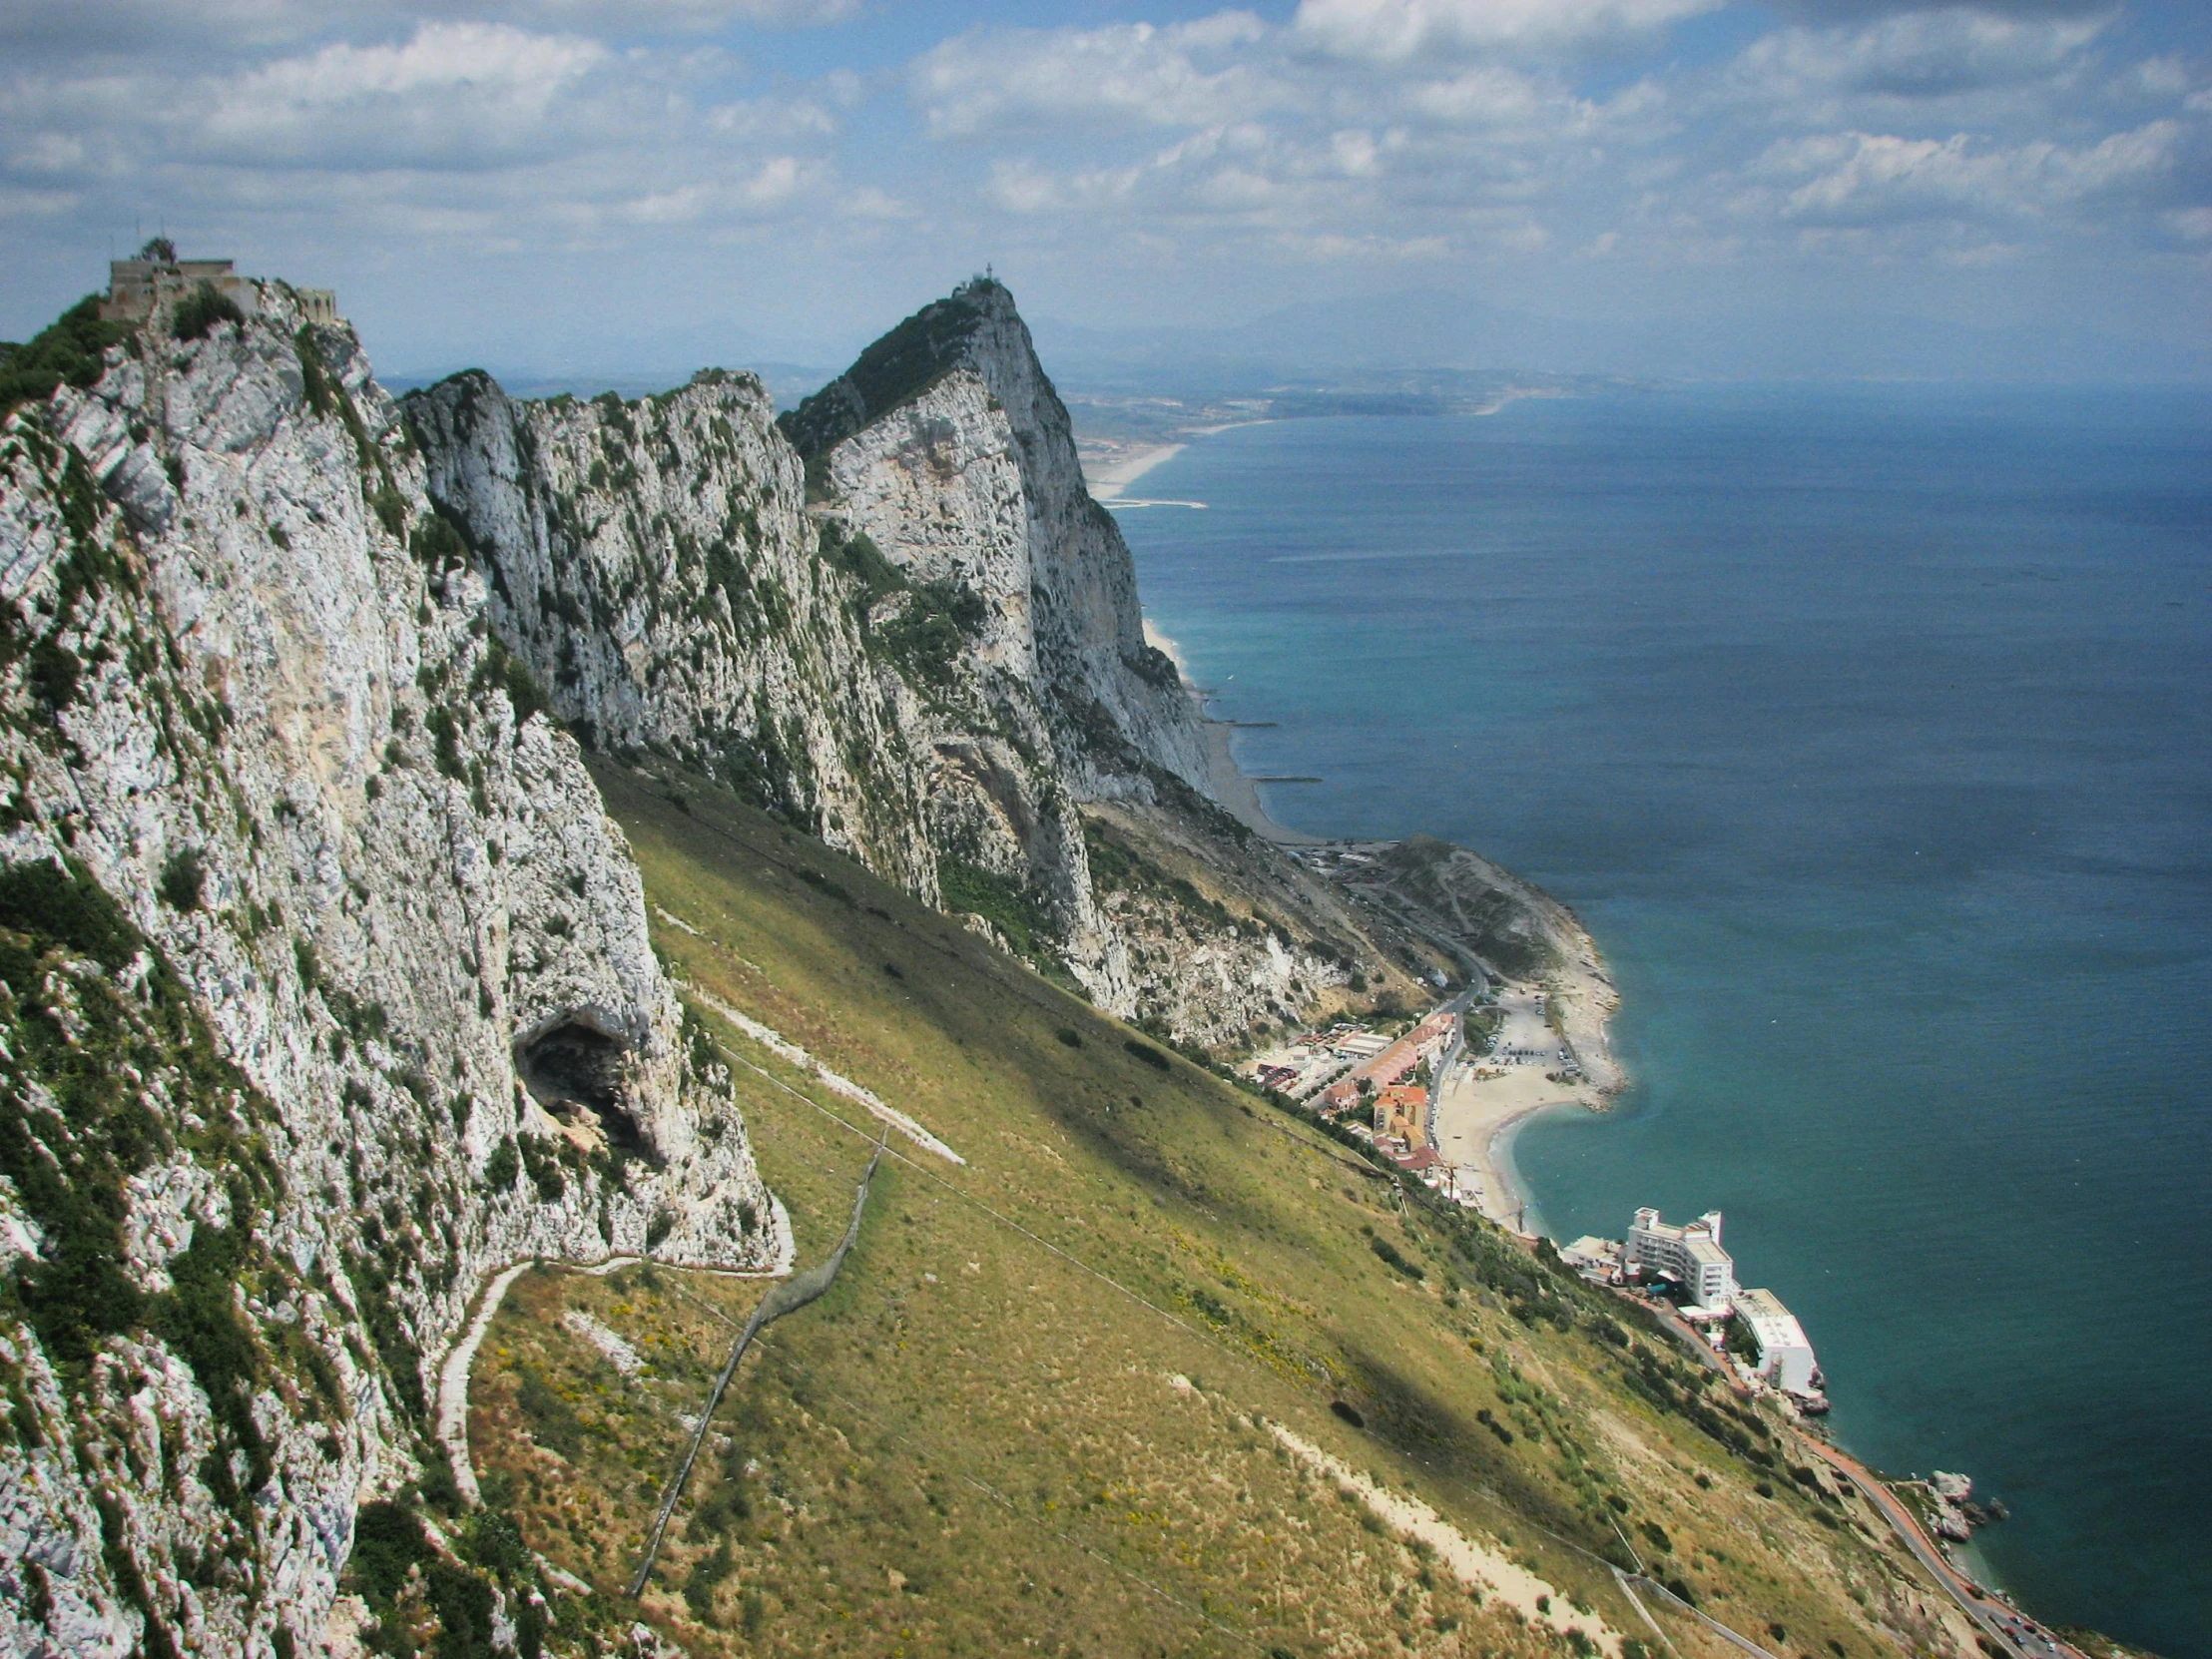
[{"x1": 461, "y1": 759, "x2": 1944, "y2": 1655}]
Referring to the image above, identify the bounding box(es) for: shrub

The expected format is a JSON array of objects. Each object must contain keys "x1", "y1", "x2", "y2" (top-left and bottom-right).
[
  {"x1": 410, "y1": 510, "x2": 469, "y2": 572},
  {"x1": 684, "y1": 1539, "x2": 735, "y2": 1620},
  {"x1": 0, "y1": 858, "x2": 143, "y2": 968},
  {"x1": 796, "y1": 867, "x2": 852, "y2": 905},
  {"x1": 0, "y1": 296, "x2": 130, "y2": 417},
  {"x1": 158, "y1": 847, "x2": 205, "y2": 912},
  {"x1": 173, "y1": 282, "x2": 245, "y2": 343},
  {"x1": 1055, "y1": 1027, "x2": 1083, "y2": 1048},
  {"x1": 1123, "y1": 1039, "x2": 1172, "y2": 1073},
  {"x1": 518, "y1": 1136, "x2": 565, "y2": 1202},
  {"x1": 28, "y1": 638, "x2": 81, "y2": 712},
  {"x1": 156, "y1": 1220, "x2": 270, "y2": 1511},
  {"x1": 471, "y1": 634, "x2": 551, "y2": 728},
  {"x1": 940, "y1": 859, "x2": 1063, "y2": 973},
  {"x1": 820, "y1": 523, "x2": 905, "y2": 605},
  {"x1": 874, "y1": 579, "x2": 986, "y2": 687},
  {"x1": 1370, "y1": 1236, "x2": 1423, "y2": 1281},
  {"x1": 368, "y1": 480, "x2": 408, "y2": 541},
  {"x1": 295, "y1": 330, "x2": 336, "y2": 418},
  {"x1": 515, "y1": 1367, "x2": 584, "y2": 1460},
  {"x1": 348, "y1": 1501, "x2": 432, "y2": 1603},
  {"x1": 461, "y1": 1507, "x2": 531, "y2": 1583},
  {"x1": 425, "y1": 706, "x2": 464, "y2": 780}
]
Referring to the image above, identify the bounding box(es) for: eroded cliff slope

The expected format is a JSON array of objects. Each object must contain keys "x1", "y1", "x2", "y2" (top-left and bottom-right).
[
  {"x1": 413, "y1": 281, "x2": 1505, "y2": 1046},
  {"x1": 0, "y1": 285, "x2": 783, "y2": 1658}
]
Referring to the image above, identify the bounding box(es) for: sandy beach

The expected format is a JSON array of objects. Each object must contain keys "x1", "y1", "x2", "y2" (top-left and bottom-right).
[
  {"x1": 1201, "y1": 718, "x2": 1328, "y2": 845},
  {"x1": 1082, "y1": 440, "x2": 1188, "y2": 501},
  {"x1": 1431, "y1": 985, "x2": 1601, "y2": 1232}
]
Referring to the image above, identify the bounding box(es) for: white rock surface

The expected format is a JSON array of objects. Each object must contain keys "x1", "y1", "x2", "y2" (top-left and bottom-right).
[
  {"x1": 0, "y1": 284, "x2": 785, "y2": 1657},
  {"x1": 411, "y1": 280, "x2": 1355, "y2": 1040}
]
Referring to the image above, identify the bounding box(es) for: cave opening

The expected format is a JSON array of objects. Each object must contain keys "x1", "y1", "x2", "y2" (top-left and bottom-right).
[{"x1": 514, "y1": 1010, "x2": 646, "y2": 1156}]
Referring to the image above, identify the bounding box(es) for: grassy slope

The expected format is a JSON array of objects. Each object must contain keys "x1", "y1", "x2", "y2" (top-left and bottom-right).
[{"x1": 465, "y1": 760, "x2": 1965, "y2": 1659}]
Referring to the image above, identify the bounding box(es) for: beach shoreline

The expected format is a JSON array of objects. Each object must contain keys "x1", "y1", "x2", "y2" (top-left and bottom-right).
[
  {"x1": 1116, "y1": 422, "x2": 1617, "y2": 1241},
  {"x1": 1085, "y1": 441, "x2": 1188, "y2": 501}
]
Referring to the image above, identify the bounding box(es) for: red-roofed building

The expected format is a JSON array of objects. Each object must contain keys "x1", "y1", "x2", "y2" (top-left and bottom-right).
[{"x1": 1373, "y1": 1083, "x2": 1429, "y2": 1150}]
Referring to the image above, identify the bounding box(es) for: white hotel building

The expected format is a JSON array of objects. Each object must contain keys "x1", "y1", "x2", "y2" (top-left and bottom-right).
[{"x1": 1626, "y1": 1208, "x2": 1738, "y2": 1313}]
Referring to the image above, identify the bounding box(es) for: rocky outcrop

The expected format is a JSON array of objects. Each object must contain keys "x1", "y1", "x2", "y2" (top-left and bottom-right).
[
  {"x1": 0, "y1": 284, "x2": 783, "y2": 1657},
  {"x1": 403, "y1": 369, "x2": 940, "y2": 900},
  {"x1": 411, "y1": 281, "x2": 1401, "y2": 1039},
  {"x1": 782, "y1": 279, "x2": 1209, "y2": 803}
]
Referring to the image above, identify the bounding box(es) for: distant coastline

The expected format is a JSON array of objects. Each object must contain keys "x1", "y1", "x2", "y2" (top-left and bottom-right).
[{"x1": 1087, "y1": 441, "x2": 1187, "y2": 500}]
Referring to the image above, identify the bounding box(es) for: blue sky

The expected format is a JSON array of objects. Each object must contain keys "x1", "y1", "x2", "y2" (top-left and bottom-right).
[{"x1": 3, "y1": 0, "x2": 2206, "y2": 378}]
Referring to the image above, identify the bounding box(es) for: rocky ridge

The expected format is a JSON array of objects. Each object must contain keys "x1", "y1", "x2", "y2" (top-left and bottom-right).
[
  {"x1": 0, "y1": 283, "x2": 783, "y2": 1658},
  {"x1": 414, "y1": 281, "x2": 1473, "y2": 1045}
]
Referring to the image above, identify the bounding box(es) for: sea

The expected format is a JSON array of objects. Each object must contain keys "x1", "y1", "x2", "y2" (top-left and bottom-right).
[{"x1": 1110, "y1": 383, "x2": 2212, "y2": 1657}]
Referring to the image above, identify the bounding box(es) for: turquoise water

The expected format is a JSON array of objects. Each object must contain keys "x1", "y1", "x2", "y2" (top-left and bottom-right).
[{"x1": 1110, "y1": 386, "x2": 2212, "y2": 1656}]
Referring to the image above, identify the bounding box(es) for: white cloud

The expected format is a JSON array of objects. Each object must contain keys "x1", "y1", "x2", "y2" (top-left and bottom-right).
[
  {"x1": 220, "y1": 21, "x2": 604, "y2": 113},
  {"x1": 0, "y1": 185, "x2": 79, "y2": 217},
  {"x1": 500, "y1": 0, "x2": 860, "y2": 24},
  {"x1": 187, "y1": 23, "x2": 610, "y2": 169},
  {"x1": 1759, "y1": 119, "x2": 2185, "y2": 227},
  {"x1": 1730, "y1": 9, "x2": 2113, "y2": 104},
  {"x1": 1290, "y1": 0, "x2": 1721, "y2": 62},
  {"x1": 2, "y1": 0, "x2": 2205, "y2": 366},
  {"x1": 0, "y1": 0, "x2": 860, "y2": 58},
  {"x1": 911, "y1": 15, "x2": 1275, "y2": 138}
]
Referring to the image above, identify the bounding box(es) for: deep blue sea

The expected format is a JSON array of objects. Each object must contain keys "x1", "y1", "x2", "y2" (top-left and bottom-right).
[{"x1": 1110, "y1": 385, "x2": 2212, "y2": 1657}]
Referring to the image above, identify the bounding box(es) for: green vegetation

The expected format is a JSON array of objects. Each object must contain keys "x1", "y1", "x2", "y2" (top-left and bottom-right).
[
  {"x1": 173, "y1": 282, "x2": 245, "y2": 343},
  {"x1": 0, "y1": 296, "x2": 131, "y2": 418},
  {"x1": 471, "y1": 633, "x2": 552, "y2": 728},
  {"x1": 778, "y1": 278, "x2": 1004, "y2": 479},
  {"x1": 1370, "y1": 1235, "x2": 1424, "y2": 1281},
  {"x1": 935, "y1": 857, "x2": 1065, "y2": 981},
  {"x1": 346, "y1": 1495, "x2": 566, "y2": 1659},
  {"x1": 872, "y1": 580, "x2": 985, "y2": 689},
  {"x1": 450, "y1": 756, "x2": 1940, "y2": 1658},
  {"x1": 818, "y1": 522, "x2": 904, "y2": 607},
  {"x1": 158, "y1": 846, "x2": 205, "y2": 911},
  {"x1": 0, "y1": 853, "x2": 306, "y2": 1564}
]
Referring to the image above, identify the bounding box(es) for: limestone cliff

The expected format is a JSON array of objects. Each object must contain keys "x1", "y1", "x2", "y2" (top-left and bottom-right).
[
  {"x1": 0, "y1": 284, "x2": 783, "y2": 1657},
  {"x1": 414, "y1": 282, "x2": 1377, "y2": 1043},
  {"x1": 402, "y1": 369, "x2": 940, "y2": 901}
]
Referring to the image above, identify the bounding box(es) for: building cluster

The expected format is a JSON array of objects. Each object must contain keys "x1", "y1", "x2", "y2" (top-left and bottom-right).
[
  {"x1": 1245, "y1": 1010, "x2": 1461, "y2": 1184},
  {"x1": 1563, "y1": 1207, "x2": 1826, "y2": 1410},
  {"x1": 99, "y1": 243, "x2": 338, "y2": 327}
]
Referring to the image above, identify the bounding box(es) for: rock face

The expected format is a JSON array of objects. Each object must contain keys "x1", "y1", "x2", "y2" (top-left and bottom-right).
[
  {"x1": 413, "y1": 281, "x2": 1368, "y2": 1039},
  {"x1": 403, "y1": 368, "x2": 940, "y2": 901},
  {"x1": 783, "y1": 279, "x2": 1210, "y2": 804},
  {"x1": 0, "y1": 285, "x2": 784, "y2": 1657}
]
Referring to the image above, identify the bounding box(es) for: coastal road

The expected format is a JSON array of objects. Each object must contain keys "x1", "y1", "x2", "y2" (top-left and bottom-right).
[{"x1": 1803, "y1": 1441, "x2": 2084, "y2": 1659}]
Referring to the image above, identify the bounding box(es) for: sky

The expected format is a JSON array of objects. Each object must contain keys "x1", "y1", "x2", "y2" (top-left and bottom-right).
[{"x1": 3, "y1": 0, "x2": 2207, "y2": 379}]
